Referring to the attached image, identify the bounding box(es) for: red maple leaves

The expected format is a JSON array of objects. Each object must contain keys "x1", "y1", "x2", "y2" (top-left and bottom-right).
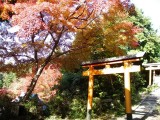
[{"x1": 8, "y1": 64, "x2": 62, "y2": 101}]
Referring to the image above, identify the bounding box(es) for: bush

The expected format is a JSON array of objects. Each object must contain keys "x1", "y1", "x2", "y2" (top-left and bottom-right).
[
  {"x1": 68, "y1": 98, "x2": 86, "y2": 119},
  {"x1": 23, "y1": 94, "x2": 50, "y2": 118},
  {"x1": 46, "y1": 69, "x2": 147, "y2": 119},
  {"x1": 0, "y1": 89, "x2": 14, "y2": 120}
]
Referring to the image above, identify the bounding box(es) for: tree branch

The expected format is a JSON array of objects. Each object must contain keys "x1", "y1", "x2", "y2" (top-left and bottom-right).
[{"x1": 31, "y1": 34, "x2": 39, "y2": 72}]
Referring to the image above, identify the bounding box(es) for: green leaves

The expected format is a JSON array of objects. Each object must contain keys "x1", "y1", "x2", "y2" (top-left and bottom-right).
[
  {"x1": 2, "y1": 72, "x2": 17, "y2": 88},
  {"x1": 128, "y1": 9, "x2": 160, "y2": 62}
]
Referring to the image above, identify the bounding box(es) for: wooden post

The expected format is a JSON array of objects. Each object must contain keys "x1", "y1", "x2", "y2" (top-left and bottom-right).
[
  {"x1": 149, "y1": 69, "x2": 152, "y2": 86},
  {"x1": 86, "y1": 66, "x2": 94, "y2": 120},
  {"x1": 124, "y1": 62, "x2": 132, "y2": 120},
  {"x1": 153, "y1": 70, "x2": 155, "y2": 84}
]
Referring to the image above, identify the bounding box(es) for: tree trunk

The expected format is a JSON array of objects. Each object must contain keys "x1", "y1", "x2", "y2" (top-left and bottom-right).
[
  {"x1": 22, "y1": 30, "x2": 62, "y2": 102},
  {"x1": 22, "y1": 66, "x2": 44, "y2": 102}
]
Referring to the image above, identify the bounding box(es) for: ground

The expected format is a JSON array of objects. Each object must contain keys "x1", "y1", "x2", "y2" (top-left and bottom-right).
[{"x1": 117, "y1": 76, "x2": 160, "y2": 120}]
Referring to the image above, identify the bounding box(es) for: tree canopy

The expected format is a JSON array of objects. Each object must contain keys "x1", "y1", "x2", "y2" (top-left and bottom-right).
[
  {"x1": 61, "y1": 0, "x2": 141, "y2": 70},
  {"x1": 0, "y1": 0, "x2": 144, "y2": 102},
  {"x1": 0, "y1": 0, "x2": 112, "y2": 101},
  {"x1": 128, "y1": 9, "x2": 160, "y2": 62}
]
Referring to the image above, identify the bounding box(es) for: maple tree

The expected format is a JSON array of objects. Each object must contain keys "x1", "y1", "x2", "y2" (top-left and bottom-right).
[
  {"x1": 0, "y1": 0, "x2": 109, "y2": 101},
  {"x1": 63, "y1": 0, "x2": 141, "y2": 69}
]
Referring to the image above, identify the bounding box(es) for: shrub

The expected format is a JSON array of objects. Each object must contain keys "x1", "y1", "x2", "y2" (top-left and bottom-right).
[{"x1": 0, "y1": 89, "x2": 14, "y2": 119}]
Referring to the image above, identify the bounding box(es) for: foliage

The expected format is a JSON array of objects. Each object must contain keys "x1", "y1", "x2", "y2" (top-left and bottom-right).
[
  {"x1": 59, "y1": 2, "x2": 145, "y2": 118},
  {"x1": 131, "y1": 72, "x2": 146, "y2": 105},
  {"x1": 46, "y1": 3, "x2": 159, "y2": 120},
  {"x1": 142, "y1": 84, "x2": 159, "y2": 94},
  {"x1": 47, "y1": 70, "x2": 88, "y2": 119},
  {"x1": 71, "y1": 0, "x2": 141, "y2": 64},
  {"x1": 68, "y1": 98, "x2": 86, "y2": 118},
  {"x1": 0, "y1": 71, "x2": 17, "y2": 89},
  {"x1": 128, "y1": 9, "x2": 160, "y2": 62},
  {"x1": 45, "y1": 115, "x2": 62, "y2": 120},
  {"x1": 0, "y1": 0, "x2": 158, "y2": 119},
  {"x1": 0, "y1": 73, "x2": 3, "y2": 88},
  {"x1": 22, "y1": 94, "x2": 50, "y2": 119},
  {"x1": 47, "y1": 71, "x2": 144, "y2": 119},
  {"x1": 91, "y1": 75, "x2": 125, "y2": 117},
  {"x1": 0, "y1": 88, "x2": 14, "y2": 120},
  {"x1": 8, "y1": 64, "x2": 62, "y2": 101},
  {"x1": 0, "y1": 2, "x2": 12, "y2": 20},
  {"x1": 0, "y1": 0, "x2": 109, "y2": 101},
  {"x1": 2, "y1": 72, "x2": 17, "y2": 88},
  {"x1": 0, "y1": 88, "x2": 50, "y2": 120},
  {"x1": 45, "y1": 1, "x2": 147, "y2": 119}
]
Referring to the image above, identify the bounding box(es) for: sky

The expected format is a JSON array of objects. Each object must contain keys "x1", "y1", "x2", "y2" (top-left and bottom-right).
[{"x1": 131, "y1": 0, "x2": 160, "y2": 34}]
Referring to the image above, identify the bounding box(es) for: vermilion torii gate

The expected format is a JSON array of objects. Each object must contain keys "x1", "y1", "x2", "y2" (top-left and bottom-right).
[{"x1": 82, "y1": 52, "x2": 145, "y2": 120}]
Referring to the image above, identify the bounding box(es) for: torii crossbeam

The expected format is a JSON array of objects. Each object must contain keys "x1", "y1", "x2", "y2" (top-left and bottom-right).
[{"x1": 82, "y1": 52, "x2": 145, "y2": 120}]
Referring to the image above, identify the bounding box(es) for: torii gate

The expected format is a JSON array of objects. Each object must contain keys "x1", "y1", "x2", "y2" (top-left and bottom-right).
[
  {"x1": 82, "y1": 52, "x2": 145, "y2": 120},
  {"x1": 143, "y1": 63, "x2": 160, "y2": 86}
]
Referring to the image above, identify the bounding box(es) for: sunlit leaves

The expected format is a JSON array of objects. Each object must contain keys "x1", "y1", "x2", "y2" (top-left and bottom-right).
[
  {"x1": 0, "y1": 0, "x2": 110, "y2": 74},
  {"x1": 0, "y1": 0, "x2": 127, "y2": 100},
  {"x1": 10, "y1": 0, "x2": 108, "y2": 37},
  {"x1": 128, "y1": 9, "x2": 160, "y2": 62},
  {"x1": 0, "y1": 3, "x2": 12, "y2": 20},
  {"x1": 0, "y1": 0, "x2": 109, "y2": 67},
  {"x1": 72, "y1": 0, "x2": 141, "y2": 62}
]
